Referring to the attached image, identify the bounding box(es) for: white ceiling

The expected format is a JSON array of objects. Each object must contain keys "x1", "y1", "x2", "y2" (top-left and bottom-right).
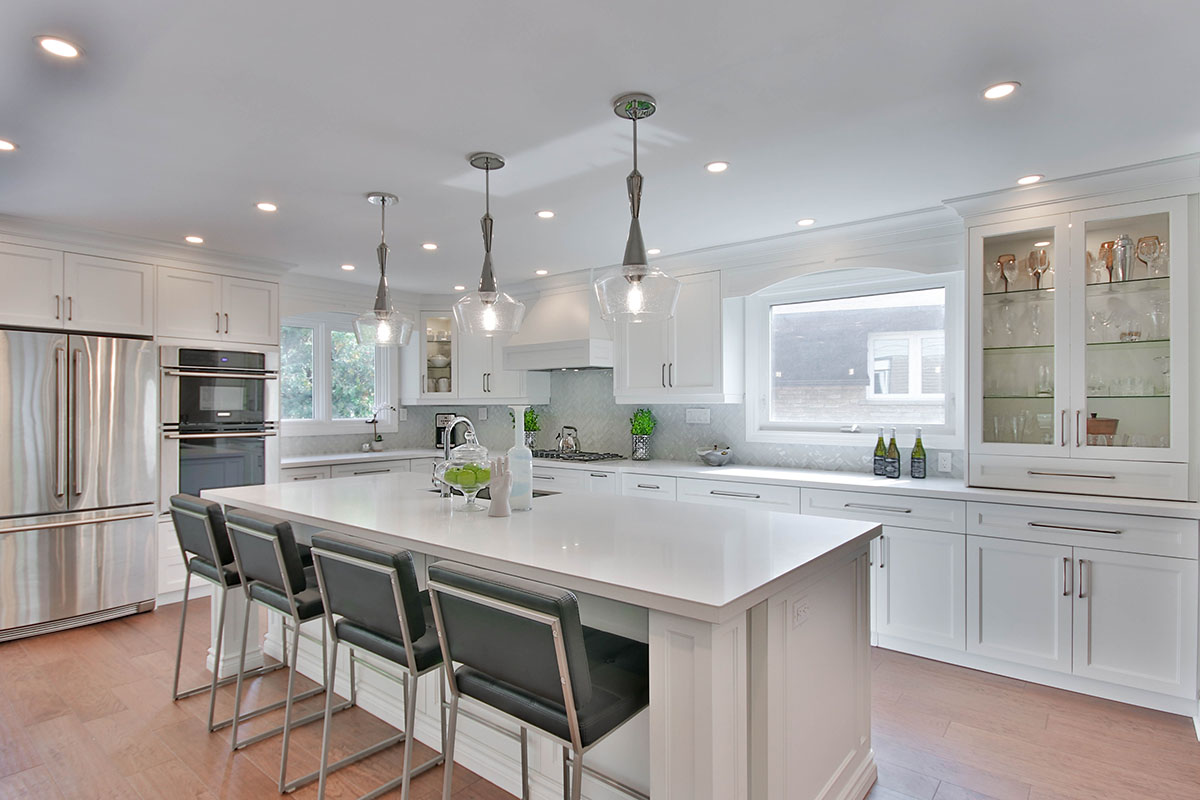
[{"x1": 3, "y1": 1, "x2": 1199, "y2": 294}]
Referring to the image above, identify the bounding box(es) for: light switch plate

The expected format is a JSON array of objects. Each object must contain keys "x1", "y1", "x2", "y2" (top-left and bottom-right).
[
  {"x1": 396, "y1": 407, "x2": 407, "y2": 422},
  {"x1": 477, "y1": 407, "x2": 488, "y2": 421},
  {"x1": 685, "y1": 408, "x2": 711, "y2": 424},
  {"x1": 937, "y1": 452, "x2": 953, "y2": 473}
]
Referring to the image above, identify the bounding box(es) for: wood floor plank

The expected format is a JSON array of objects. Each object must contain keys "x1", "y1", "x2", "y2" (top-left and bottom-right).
[
  {"x1": 125, "y1": 755, "x2": 216, "y2": 800},
  {"x1": 0, "y1": 691, "x2": 43, "y2": 778},
  {"x1": 875, "y1": 758, "x2": 941, "y2": 800},
  {"x1": 0, "y1": 765, "x2": 65, "y2": 800},
  {"x1": 26, "y1": 713, "x2": 140, "y2": 800}
]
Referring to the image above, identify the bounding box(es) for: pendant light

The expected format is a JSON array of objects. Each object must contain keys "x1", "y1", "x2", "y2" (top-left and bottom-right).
[
  {"x1": 452, "y1": 152, "x2": 525, "y2": 337},
  {"x1": 593, "y1": 93, "x2": 680, "y2": 323},
  {"x1": 354, "y1": 192, "x2": 415, "y2": 347}
]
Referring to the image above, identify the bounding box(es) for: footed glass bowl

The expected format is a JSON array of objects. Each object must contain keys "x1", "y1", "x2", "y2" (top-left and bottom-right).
[{"x1": 435, "y1": 437, "x2": 491, "y2": 511}]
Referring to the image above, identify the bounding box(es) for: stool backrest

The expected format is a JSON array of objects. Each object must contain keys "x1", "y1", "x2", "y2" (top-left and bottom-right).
[
  {"x1": 169, "y1": 494, "x2": 234, "y2": 565},
  {"x1": 427, "y1": 561, "x2": 592, "y2": 711},
  {"x1": 310, "y1": 532, "x2": 426, "y2": 644},
  {"x1": 224, "y1": 508, "x2": 307, "y2": 595}
]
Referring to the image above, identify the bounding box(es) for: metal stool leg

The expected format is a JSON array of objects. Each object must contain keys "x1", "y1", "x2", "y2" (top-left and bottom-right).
[
  {"x1": 316, "y1": 636, "x2": 340, "y2": 799},
  {"x1": 171, "y1": 571, "x2": 193, "y2": 700},
  {"x1": 519, "y1": 727, "x2": 529, "y2": 800},
  {"x1": 399, "y1": 671, "x2": 418, "y2": 800},
  {"x1": 570, "y1": 749, "x2": 583, "y2": 800},
  {"x1": 229, "y1": 589, "x2": 254, "y2": 750},
  {"x1": 442, "y1": 693, "x2": 460, "y2": 800},
  {"x1": 562, "y1": 746, "x2": 571, "y2": 800},
  {"x1": 277, "y1": 617, "x2": 303, "y2": 791},
  {"x1": 205, "y1": 584, "x2": 228, "y2": 731}
]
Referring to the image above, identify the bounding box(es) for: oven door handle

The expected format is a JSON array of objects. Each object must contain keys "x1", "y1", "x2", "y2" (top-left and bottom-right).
[
  {"x1": 164, "y1": 431, "x2": 277, "y2": 439},
  {"x1": 163, "y1": 370, "x2": 278, "y2": 380}
]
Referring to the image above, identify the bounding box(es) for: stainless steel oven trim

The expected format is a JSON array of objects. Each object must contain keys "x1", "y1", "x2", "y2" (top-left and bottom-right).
[
  {"x1": 160, "y1": 427, "x2": 279, "y2": 511},
  {"x1": 160, "y1": 344, "x2": 280, "y2": 429}
]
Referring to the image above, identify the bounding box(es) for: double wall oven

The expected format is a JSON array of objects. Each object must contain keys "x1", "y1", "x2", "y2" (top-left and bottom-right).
[{"x1": 160, "y1": 345, "x2": 280, "y2": 509}]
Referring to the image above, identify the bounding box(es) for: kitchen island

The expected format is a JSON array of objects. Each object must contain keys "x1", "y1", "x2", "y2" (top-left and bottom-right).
[{"x1": 204, "y1": 472, "x2": 882, "y2": 800}]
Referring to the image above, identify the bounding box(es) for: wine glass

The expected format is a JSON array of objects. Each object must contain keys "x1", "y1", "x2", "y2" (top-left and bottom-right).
[
  {"x1": 1098, "y1": 241, "x2": 1116, "y2": 282},
  {"x1": 1027, "y1": 249, "x2": 1049, "y2": 289},
  {"x1": 985, "y1": 260, "x2": 1003, "y2": 293},
  {"x1": 997, "y1": 254, "x2": 1016, "y2": 292},
  {"x1": 1136, "y1": 236, "x2": 1160, "y2": 279},
  {"x1": 1150, "y1": 241, "x2": 1170, "y2": 276}
]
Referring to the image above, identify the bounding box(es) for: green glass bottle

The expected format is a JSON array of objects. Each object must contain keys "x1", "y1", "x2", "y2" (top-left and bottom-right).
[
  {"x1": 873, "y1": 428, "x2": 886, "y2": 476},
  {"x1": 884, "y1": 427, "x2": 901, "y2": 479},
  {"x1": 910, "y1": 427, "x2": 927, "y2": 479}
]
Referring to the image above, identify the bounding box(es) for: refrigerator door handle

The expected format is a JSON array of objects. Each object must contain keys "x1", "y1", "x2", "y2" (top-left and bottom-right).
[
  {"x1": 54, "y1": 347, "x2": 67, "y2": 497},
  {"x1": 0, "y1": 509, "x2": 155, "y2": 535},
  {"x1": 72, "y1": 350, "x2": 83, "y2": 496}
]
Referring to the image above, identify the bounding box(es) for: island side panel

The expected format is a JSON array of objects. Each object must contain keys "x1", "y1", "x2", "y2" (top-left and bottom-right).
[
  {"x1": 763, "y1": 545, "x2": 875, "y2": 800},
  {"x1": 648, "y1": 607, "x2": 749, "y2": 800}
]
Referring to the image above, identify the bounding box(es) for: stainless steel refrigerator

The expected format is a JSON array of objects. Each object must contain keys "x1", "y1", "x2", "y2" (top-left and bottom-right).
[{"x1": 0, "y1": 330, "x2": 157, "y2": 640}]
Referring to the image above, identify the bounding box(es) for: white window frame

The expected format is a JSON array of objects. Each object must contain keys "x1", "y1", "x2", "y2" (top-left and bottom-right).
[
  {"x1": 865, "y1": 330, "x2": 945, "y2": 402},
  {"x1": 280, "y1": 313, "x2": 399, "y2": 437},
  {"x1": 745, "y1": 270, "x2": 963, "y2": 448}
]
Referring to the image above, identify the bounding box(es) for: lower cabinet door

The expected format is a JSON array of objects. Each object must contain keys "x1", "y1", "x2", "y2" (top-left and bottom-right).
[
  {"x1": 966, "y1": 535, "x2": 1073, "y2": 673},
  {"x1": 532, "y1": 466, "x2": 587, "y2": 494},
  {"x1": 876, "y1": 527, "x2": 966, "y2": 651},
  {"x1": 1072, "y1": 548, "x2": 1198, "y2": 698}
]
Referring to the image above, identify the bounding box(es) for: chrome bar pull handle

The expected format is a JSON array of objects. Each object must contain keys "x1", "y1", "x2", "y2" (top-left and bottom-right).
[
  {"x1": 1027, "y1": 470, "x2": 1116, "y2": 480},
  {"x1": 1075, "y1": 410, "x2": 1082, "y2": 448},
  {"x1": 163, "y1": 370, "x2": 278, "y2": 380},
  {"x1": 67, "y1": 296, "x2": 73, "y2": 321},
  {"x1": 216, "y1": 312, "x2": 221, "y2": 333},
  {"x1": 668, "y1": 363, "x2": 674, "y2": 387},
  {"x1": 55, "y1": 294, "x2": 61, "y2": 320},
  {"x1": 1078, "y1": 559, "x2": 1088, "y2": 599},
  {"x1": 844, "y1": 502, "x2": 912, "y2": 514},
  {"x1": 879, "y1": 534, "x2": 885, "y2": 569},
  {"x1": 1060, "y1": 410, "x2": 1067, "y2": 447},
  {"x1": 710, "y1": 489, "x2": 761, "y2": 499},
  {"x1": 637, "y1": 483, "x2": 661, "y2": 490},
  {"x1": 1028, "y1": 521, "x2": 1122, "y2": 536},
  {"x1": 1062, "y1": 557, "x2": 1071, "y2": 597},
  {"x1": 661, "y1": 363, "x2": 666, "y2": 388},
  {"x1": 72, "y1": 350, "x2": 82, "y2": 495},
  {"x1": 54, "y1": 347, "x2": 66, "y2": 497},
  {"x1": 224, "y1": 313, "x2": 230, "y2": 334}
]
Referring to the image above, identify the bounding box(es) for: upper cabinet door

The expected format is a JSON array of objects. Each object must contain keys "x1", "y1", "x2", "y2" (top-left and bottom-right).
[
  {"x1": 222, "y1": 276, "x2": 279, "y2": 345},
  {"x1": 668, "y1": 270, "x2": 722, "y2": 393},
  {"x1": 0, "y1": 243, "x2": 64, "y2": 329},
  {"x1": 614, "y1": 319, "x2": 670, "y2": 397},
  {"x1": 455, "y1": 326, "x2": 493, "y2": 399},
  {"x1": 969, "y1": 214, "x2": 1073, "y2": 458},
  {"x1": 486, "y1": 333, "x2": 525, "y2": 398},
  {"x1": 157, "y1": 267, "x2": 223, "y2": 340},
  {"x1": 63, "y1": 254, "x2": 154, "y2": 336}
]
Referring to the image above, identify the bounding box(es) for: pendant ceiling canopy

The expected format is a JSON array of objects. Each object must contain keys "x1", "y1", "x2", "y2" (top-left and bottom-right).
[
  {"x1": 354, "y1": 192, "x2": 415, "y2": 347},
  {"x1": 592, "y1": 93, "x2": 681, "y2": 323},
  {"x1": 452, "y1": 152, "x2": 526, "y2": 337}
]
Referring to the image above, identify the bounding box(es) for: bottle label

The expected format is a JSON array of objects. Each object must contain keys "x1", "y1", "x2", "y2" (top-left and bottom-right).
[
  {"x1": 873, "y1": 455, "x2": 885, "y2": 476},
  {"x1": 910, "y1": 458, "x2": 926, "y2": 479},
  {"x1": 884, "y1": 458, "x2": 900, "y2": 479}
]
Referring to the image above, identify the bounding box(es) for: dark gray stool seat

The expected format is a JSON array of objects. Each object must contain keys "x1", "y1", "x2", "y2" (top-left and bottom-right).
[
  {"x1": 455, "y1": 626, "x2": 648, "y2": 748},
  {"x1": 334, "y1": 593, "x2": 442, "y2": 672},
  {"x1": 187, "y1": 557, "x2": 241, "y2": 587},
  {"x1": 248, "y1": 565, "x2": 325, "y2": 619}
]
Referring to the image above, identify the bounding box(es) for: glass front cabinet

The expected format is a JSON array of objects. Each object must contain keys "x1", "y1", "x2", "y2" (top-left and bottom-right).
[{"x1": 968, "y1": 196, "x2": 1190, "y2": 500}]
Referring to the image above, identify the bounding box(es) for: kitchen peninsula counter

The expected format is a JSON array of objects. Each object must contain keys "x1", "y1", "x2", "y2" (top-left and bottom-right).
[{"x1": 205, "y1": 471, "x2": 881, "y2": 800}]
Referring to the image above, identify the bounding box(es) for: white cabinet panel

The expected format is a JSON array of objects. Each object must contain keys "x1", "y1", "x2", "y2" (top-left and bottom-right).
[
  {"x1": 582, "y1": 469, "x2": 618, "y2": 494},
  {"x1": 614, "y1": 319, "x2": 670, "y2": 397},
  {"x1": 157, "y1": 267, "x2": 223, "y2": 339},
  {"x1": 330, "y1": 459, "x2": 409, "y2": 478},
  {"x1": 222, "y1": 276, "x2": 279, "y2": 345},
  {"x1": 966, "y1": 535, "x2": 1073, "y2": 673},
  {"x1": 456, "y1": 330, "x2": 492, "y2": 398},
  {"x1": 676, "y1": 477, "x2": 799, "y2": 513},
  {"x1": 620, "y1": 473, "x2": 678, "y2": 501},
  {"x1": 969, "y1": 454, "x2": 1189, "y2": 503},
  {"x1": 802, "y1": 487, "x2": 965, "y2": 533},
  {"x1": 876, "y1": 527, "x2": 965, "y2": 651},
  {"x1": 64, "y1": 253, "x2": 154, "y2": 336},
  {"x1": 0, "y1": 243, "x2": 63, "y2": 328},
  {"x1": 531, "y1": 465, "x2": 615, "y2": 494},
  {"x1": 280, "y1": 466, "x2": 331, "y2": 482},
  {"x1": 669, "y1": 270, "x2": 721, "y2": 392},
  {"x1": 1072, "y1": 548, "x2": 1197, "y2": 698}
]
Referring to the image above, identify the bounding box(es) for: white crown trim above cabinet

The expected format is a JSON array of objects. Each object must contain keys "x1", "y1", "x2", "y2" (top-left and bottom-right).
[{"x1": 157, "y1": 266, "x2": 279, "y2": 345}]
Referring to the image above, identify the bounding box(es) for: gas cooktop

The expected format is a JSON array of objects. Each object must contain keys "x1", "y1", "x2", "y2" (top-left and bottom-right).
[{"x1": 531, "y1": 450, "x2": 625, "y2": 462}]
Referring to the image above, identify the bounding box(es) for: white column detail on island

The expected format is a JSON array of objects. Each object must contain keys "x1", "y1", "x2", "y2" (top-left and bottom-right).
[{"x1": 207, "y1": 588, "x2": 264, "y2": 678}]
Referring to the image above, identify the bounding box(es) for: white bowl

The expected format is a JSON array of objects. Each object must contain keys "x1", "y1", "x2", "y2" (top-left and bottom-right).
[{"x1": 428, "y1": 355, "x2": 450, "y2": 368}]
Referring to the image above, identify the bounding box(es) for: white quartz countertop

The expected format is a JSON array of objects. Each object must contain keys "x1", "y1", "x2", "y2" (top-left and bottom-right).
[
  {"x1": 281, "y1": 449, "x2": 443, "y2": 467},
  {"x1": 204, "y1": 472, "x2": 880, "y2": 623}
]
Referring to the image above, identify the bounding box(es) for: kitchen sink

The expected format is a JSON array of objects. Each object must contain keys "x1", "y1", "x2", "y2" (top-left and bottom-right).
[{"x1": 426, "y1": 487, "x2": 559, "y2": 499}]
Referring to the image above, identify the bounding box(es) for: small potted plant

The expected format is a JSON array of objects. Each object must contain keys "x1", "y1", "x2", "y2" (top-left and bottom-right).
[
  {"x1": 366, "y1": 404, "x2": 396, "y2": 451},
  {"x1": 510, "y1": 406, "x2": 541, "y2": 448},
  {"x1": 630, "y1": 408, "x2": 655, "y2": 461}
]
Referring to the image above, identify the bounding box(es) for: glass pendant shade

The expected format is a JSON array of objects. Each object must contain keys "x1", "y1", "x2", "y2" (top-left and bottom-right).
[{"x1": 354, "y1": 194, "x2": 414, "y2": 347}]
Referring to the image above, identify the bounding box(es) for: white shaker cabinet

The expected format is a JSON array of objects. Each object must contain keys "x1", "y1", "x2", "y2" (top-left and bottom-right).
[
  {"x1": 157, "y1": 266, "x2": 278, "y2": 345},
  {"x1": 876, "y1": 526, "x2": 966, "y2": 652},
  {"x1": 532, "y1": 466, "x2": 616, "y2": 495},
  {"x1": 965, "y1": 535, "x2": 1075, "y2": 674},
  {"x1": 455, "y1": 329, "x2": 533, "y2": 400},
  {"x1": 63, "y1": 253, "x2": 155, "y2": 336},
  {"x1": 0, "y1": 243, "x2": 66, "y2": 328}
]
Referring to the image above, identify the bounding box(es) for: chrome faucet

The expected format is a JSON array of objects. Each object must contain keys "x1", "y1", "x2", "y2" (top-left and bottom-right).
[{"x1": 439, "y1": 416, "x2": 478, "y2": 496}]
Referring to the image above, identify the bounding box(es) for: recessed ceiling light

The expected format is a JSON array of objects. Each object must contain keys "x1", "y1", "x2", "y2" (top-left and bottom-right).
[
  {"x1": 535, "y1": 269, "x2": 549, "y2": 276},
  {"x1": 796, "y1": 218, "x2": 816, "y2": 227},
  {"x1": 255, "y1": 201, "x2": 277, "y2": 212},
  {"x1": 983, "y1": 81, "x2": 1019, "y2": 100},
  {"x1": 1017, "y1": 174, "x2": 1043, "y2": 185},
  {"x1": 35, "y1": 36, "x2": 81, "y2": 59},
  {"x1": 453, "y1": 285, "x2": 466, "y2": 292},
  {"x1": 536, "y1": 210, "x2": 555, "y2": 219},
  {"x1": 1033, "y1": 240, "x2": 1051, "y2": 247},
  {"x1": 184, "y1": 235, "x2": 204, "y2": 244},
  {"x1": 705, "y1": 161, "x2": 729, "y2": 173},
  {"x1": 0, "y1": 140, "x2": 16, "y2": 152},
  {"x1": 340, "y1": 264, "x2": 355, "y2": 271},
  {"x1": 422, "y1": 243, "x2": 438, "y2": 251},
  {"x1": 646, "y1": 248, "x2": 661, "y2": 255}
]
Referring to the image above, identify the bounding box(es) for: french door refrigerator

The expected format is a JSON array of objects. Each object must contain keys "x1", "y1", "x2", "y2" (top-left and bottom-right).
[{"x1": 0, "y1": 330, "x2": 157, "y2": 640}]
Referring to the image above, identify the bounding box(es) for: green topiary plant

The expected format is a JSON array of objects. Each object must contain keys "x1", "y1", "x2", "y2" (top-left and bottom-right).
[
  {"x1": 630, "y1": 408, "x2": 656, "y2": 436},
  {"x1": 509, "y1": 406, "x2": 541, "y2": 432}
]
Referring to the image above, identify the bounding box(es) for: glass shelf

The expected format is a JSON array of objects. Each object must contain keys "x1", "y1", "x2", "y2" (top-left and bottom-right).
[
  {"x1": 1087, "y1": 394, "x2": 1169, "y2": 400},
  {"x1": 983, "y1": 395, "x2": 1054, "y2": 400},
  {"x1": 983, "y1": 286, "x2": 1056, "y2": 298},
  {"x1": 1085, "y1": 275, "x2": 1169, "y2": 289},
  {"x1": 982, "y1": 344, "x2": 1054, "y2": 353},
  {"x1": 1085, "y1": 338, "x2": 1168, "y2": 348}
]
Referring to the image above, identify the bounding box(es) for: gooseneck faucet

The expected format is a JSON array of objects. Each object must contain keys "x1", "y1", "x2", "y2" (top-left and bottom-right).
[{"x1": 439, "y1": 416, "x2": 478, "y2": 496}]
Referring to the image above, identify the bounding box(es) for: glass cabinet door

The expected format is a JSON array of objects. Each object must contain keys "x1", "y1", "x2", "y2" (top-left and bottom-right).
[
  {"x1": 421, "y1": 312, "x2": 455, "y2": 398},
  {"x1": 971, "y1": 215, "x2": 1072, "y2": 455},
  {"x1": 1068, "y1": 197, "x2": 1188, "y2": 462}
]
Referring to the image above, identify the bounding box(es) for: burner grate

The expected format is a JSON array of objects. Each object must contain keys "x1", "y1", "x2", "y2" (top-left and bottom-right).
[{"x1": 531, "y1": 450, "x2": 625, "y2": 462}]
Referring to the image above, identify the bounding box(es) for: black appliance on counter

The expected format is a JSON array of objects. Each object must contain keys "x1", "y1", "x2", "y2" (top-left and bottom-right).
[{"x1": 434, "y1": 412, "x2": 468, "y2": 450}]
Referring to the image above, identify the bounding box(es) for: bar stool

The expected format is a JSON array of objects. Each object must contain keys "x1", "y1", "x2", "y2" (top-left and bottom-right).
[
  {"x1": 309, "y1": 532, "x2": 447, "y2": 800},
  {"x1": 427, "y1": 561, "x2": 651, "y2": 800},
  {"x1": 167, "y1": 494, "x2": 286, "y2": 731},
  {"x1": 224, "y1": 508, "x2": 351, "y2": 793}
]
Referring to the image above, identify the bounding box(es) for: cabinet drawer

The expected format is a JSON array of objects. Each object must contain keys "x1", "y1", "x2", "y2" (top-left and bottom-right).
[
  {"x1": 676, "y1": 478, "x2": 799, "y2": 513},
  {"x1": 621, "y1": 473, "x2": 677, "y2": 500},
  {"x1": 967, "y1": 502, "x2": 1198, "y2": 560},
  {"x1": 330, "y1": 460, "x2": 409, "y2": 478},
  {"x1": 532, "y1": 467, "x2": 587, "y2": 494},
  {"x1": 280, "y1": 466, "x2": 332, "y2": 482},
  {"x1": 803, "y1": 488, "x2": 965, "y2": 534},
  {"x1": 969, "y1": 454, "x2": 1189, "y2": 502}
]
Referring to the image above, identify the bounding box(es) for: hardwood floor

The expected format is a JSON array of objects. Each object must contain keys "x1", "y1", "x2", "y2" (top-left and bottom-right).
[{"x1": 1, "y1": 601, "x2": 1197, "y2": 799}]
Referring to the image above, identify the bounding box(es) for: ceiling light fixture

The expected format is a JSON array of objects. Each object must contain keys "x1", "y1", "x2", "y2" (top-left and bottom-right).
[
  {"x1": 353, "y1": 192, "x2": 415, "y2": 347},
  {"x1": 422, "y1": 242, "x2": 438, "y2": 251},
  {"x1": 255, "y1": 202, "x2": 277, "y2": 212},
  {"x1": 341, "y1": 264, "x2": 355, "y2": 271},
  {"x1": 983, "y1": 81, "x2": 1019, "y2": 100},
  {"x1": 184, "y1": 235, "x2": 204, "y2": 244},
  {"x1": 1033, "y1": 241, "x2": 1051, "y2": 247},
  {"x1": 646, "y1": 248, "x2": 661, "y2": 256},
  {"x1": 593, "y1": 93, "x2": 680, "y2": 323},
  {"x1": 705, "y1": 161, "x2": 729, "y2": 173},
  {"x1": 536, "y1": 210, "x2": 555, "y2": 219},
  {"x1": 0, "y1": 140, "x2": 16, "y2": 152},
  {"x1": 796, "y1": 218, "x2": 816, "y2": 227},
  {"x1": 452, "y1": 152, "x2": 525, "y2": 337},
  {"x1": 453, "y1": 285, "x2": 466, "y2": 292},
  {"x1": 535, "y1": 269, "x2": 549, "y2": 276},
  {"x1": 1017, "y1": 174, "x2": 1044, "y2": 185},
  {"x1": 35, "y1": 36, "x2": 81, "y2": 58}
]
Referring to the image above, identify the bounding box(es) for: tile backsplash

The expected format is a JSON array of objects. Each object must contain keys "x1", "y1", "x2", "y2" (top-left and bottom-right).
[{"x1": 282, "y1": 370, "x2": 964, "y2": 477}]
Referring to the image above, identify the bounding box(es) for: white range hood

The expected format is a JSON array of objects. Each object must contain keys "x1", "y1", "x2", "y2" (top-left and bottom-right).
[{"x1": 502, "y1": 286, "x2": 614, "y2": 370}]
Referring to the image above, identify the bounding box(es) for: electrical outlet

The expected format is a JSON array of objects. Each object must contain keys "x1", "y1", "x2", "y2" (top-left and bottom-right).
[
  {"x1": 477, "y1": 407, "x2": 488, "y2": 421},
  {"x1": 937, "y1": 452, "x2": 953, "y2": 473},
  {"x1": 685, "y1": 407, "x2": 711, "y2": 424},
  {"x1": 396, "y1": 407, "x2": 407, "y2": 422}
]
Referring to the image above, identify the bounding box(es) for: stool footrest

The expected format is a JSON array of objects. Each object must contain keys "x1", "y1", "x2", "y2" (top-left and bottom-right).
[{"x1": 231, "y1": 692, "x2": 346, "y2": 750}]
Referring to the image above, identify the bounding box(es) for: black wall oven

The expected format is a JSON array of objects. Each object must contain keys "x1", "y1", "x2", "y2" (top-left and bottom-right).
[{"x1": 160, "y1": 345, "x2": 280, "y2": 509}]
